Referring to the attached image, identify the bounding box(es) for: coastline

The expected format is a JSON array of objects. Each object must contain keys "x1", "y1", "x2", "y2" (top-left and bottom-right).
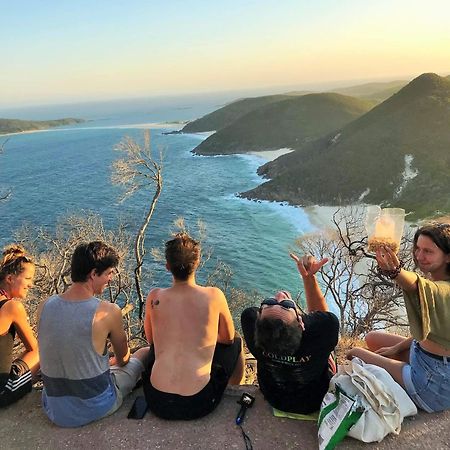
[
  {"x1": 0, "y1": 121, "x2": 184, "y2": 137},
  {"x1": 245, "y1": 147, "x2": 341, "y2": 231},
  {"x1": 0, "y1": 128, "x2": 54, "y2": 137},
  {"x1": 248, "y1": 147, "x2": 293, "y2": 161},
  {"x1": 303, "y1": 205, "x2": 341, "y2": 230}
]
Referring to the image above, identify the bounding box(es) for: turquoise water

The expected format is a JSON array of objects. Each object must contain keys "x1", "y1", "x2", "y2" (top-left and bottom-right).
[{"x1": 0, "y1": 97, "x2": 315, "y2": 297}]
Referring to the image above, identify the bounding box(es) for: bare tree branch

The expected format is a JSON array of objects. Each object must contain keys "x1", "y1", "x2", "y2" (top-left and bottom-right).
[
  {"x1": 296, "y1": 206, "x2": 415, "y2": 337},
  {"x1": 112, "y1": 131, "x2": 163, "y2": 320}
]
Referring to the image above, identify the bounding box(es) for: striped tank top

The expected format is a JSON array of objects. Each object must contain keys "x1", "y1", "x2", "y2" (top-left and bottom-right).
[{"x1": 38, "y1": 295, "x2": 116, "y2": 427}]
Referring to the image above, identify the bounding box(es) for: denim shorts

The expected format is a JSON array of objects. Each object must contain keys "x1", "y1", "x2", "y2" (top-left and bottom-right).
[{"x1": 402, "y1": 340, "x2": 450, "y2": 413}]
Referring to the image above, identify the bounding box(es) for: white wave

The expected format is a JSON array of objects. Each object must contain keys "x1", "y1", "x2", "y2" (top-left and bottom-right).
[
  {"x1": 190, "y1": 152, "x2": 231, "y2": 158},
  {"x1": 182, "y1": 131, "x2": 216, "y2": 139},
  {"x1": 224, "y1": 193, "x2": 314, "y2": 234}
]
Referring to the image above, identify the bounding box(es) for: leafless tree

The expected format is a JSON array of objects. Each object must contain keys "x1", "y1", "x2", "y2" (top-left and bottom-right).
[
  {"x1": 295, "y1": 206, "x2": 414, "y2": 337},
  {"x1": 14, "y1": 213, "x2": 137, "y2": 337},
  {"x1": 112, "y1": 131, "x2": 163, "y2": 320}
]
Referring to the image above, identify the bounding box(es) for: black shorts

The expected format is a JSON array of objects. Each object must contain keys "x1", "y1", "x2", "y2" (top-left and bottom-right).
[
  {"x1": 143, "y1": 336, "x2": 242, "y2": 420},
  {"x1": 0, "y1": 359, "x2": 32, "y2": 407}
]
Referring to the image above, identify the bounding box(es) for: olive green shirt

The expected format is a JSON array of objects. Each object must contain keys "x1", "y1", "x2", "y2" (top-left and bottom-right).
[{"x1": 403, "y1": 275, "x2": 450, "y2": 350}]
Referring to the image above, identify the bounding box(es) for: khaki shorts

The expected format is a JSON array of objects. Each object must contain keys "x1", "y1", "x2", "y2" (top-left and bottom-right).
[{"x1": 105, "y1": 357, "x2": 145, "y2": 416}]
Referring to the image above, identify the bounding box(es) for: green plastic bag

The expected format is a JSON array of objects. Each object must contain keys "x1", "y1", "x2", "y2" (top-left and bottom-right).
[{"x1": 317, "y1": 386, "x2": 363, "y2": 450}]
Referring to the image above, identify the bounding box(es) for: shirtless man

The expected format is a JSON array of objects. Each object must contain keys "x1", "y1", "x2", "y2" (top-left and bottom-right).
[
  {"x1": 38, "y1": 241, "x2": 148, "y2": 427},
  {"x1": 143, "y1": 232, "x2": 244, "y2": 420}
]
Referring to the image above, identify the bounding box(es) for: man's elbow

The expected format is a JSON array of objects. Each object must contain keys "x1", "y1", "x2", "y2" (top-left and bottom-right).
[
  {"x1": 115, "y1": 346, "x2": 131, "y2": 366},
  {"x1": 218, "y1": 337, "x2": 234, "y2": 345},
  {"x1": 218, "y1": 330, "x2": 235, "y2": 345}
]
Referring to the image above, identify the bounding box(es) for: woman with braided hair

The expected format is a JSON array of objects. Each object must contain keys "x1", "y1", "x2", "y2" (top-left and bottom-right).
[
  {"x1": 0, "y1": 244, "x2": 39, "y2": 407},
  {"x1": 348, "y1": 222, "x2": 450, "y2": 412}
]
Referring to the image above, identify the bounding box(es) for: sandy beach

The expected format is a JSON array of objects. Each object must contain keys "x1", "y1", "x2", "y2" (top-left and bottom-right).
[
  {"x1": 248, "y1": 147, "x2": 294, "y2": 161},
  {"x1": 246, "y1": 147, "x2": 342, "y2": 230},
  {"x1": 0, "y1": 121, "x2": 186, "y2": 137},
  {"x1": 303, "y1": 205, "x2": 342, "y2": 230}
]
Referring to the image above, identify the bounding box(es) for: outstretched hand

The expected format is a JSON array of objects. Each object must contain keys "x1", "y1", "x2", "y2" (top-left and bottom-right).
[
  {"x1": 375, "y1": 245, "x2": 400, "y2": 272},
  {"x1": 290, "y1": 253, "x2": 328, "y2": 277}
]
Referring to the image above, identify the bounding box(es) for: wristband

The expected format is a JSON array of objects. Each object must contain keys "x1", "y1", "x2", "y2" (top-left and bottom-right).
[{"x1": 378, "y1": 260, "x2": 404, "y2": 279}]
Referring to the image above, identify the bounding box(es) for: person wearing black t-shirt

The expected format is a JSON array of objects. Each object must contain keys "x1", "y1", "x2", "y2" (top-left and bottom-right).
[{"x1": 241, "y1": 253, "x2": 339, "y2": 414}]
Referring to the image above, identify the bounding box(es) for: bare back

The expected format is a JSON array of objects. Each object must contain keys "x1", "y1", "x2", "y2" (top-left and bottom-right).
[{"x1": 144, "y1": 283, "x2": 234, "y2": 396}]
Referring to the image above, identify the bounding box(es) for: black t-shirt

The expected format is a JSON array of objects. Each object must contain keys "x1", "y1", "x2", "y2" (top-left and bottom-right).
[{"x1": 241, "y1": 307, "x2": 339, "y2": 414}]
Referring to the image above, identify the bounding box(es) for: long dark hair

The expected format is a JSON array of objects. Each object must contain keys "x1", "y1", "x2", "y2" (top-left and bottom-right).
[{"x1": 413, "y1": 223, "x2": 450, "y2": 274}]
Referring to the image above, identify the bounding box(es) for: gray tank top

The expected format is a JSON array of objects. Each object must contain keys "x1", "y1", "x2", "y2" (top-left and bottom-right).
[{"x1": 38, "y1": 295, "x2": 115, "y2": 427}]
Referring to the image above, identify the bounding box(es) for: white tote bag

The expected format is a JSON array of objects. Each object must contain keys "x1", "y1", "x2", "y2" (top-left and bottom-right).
[{"x1": 330, "y1": 358, "x2": 417, "y2": 443}]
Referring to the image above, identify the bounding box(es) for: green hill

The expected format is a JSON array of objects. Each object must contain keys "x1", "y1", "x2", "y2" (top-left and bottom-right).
[
  {"x1": 243, "y1": 73, "x2": 450, "y2": 219},
  {"x1": 183, "y1": 81, "x2": 403, "y2": 135},
  {"x1": 181, "y1": 95, "x2": 293, "y2": 133},
  {"x1": 0, "y1": 118, "x2": 85, "y2": 135},
  {"x1": 192, "y1": 93, "x2": 374, "y2": 155},
  {"x1": 182, "y1": 77, "x2": 446, "y2": 136},
  {"x1": 282, "y1": 80, "x2": 407, "y2": 103},
  {"x1": 331, "y1": 80, "x2": 407, "y2": 102}
]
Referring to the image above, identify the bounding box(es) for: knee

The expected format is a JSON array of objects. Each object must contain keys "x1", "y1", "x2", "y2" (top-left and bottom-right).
[
  {"x1": 365, "y1": 331, "x2": 381, "y2": 349},
  {"x1": 132, "y1": 346, "x2": 150, "y2": 363}
]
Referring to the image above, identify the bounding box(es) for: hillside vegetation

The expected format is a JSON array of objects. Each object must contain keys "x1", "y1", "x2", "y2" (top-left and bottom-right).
[
  {"x1": 183, "y1": 79, "x2": 413, "y2": 138},
  {"x1": 181, "y1": 94, "x2": 294, "y2": 133},
  {"x1": 0, "y1": 118, "x2": 85, "y2": 135},
  {"x1": 243, "y1": 73, "x2": 450, "y2": 219},
  {"x1": 192, "y1": 93, "x2": 374, "y2": 155},
  {"x1": 331, "y1": 80, "x2": 407, "y2": 102}
]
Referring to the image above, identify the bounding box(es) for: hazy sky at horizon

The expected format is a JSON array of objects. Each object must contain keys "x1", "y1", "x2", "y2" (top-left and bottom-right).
[{"x1": 2, "y1": 0, "x2": 450, "y2": 107}]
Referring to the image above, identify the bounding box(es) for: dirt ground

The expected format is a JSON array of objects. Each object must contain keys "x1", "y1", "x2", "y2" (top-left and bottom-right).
[{"x1": 0, "y1": 385, "x2": 449, "y2": 450}]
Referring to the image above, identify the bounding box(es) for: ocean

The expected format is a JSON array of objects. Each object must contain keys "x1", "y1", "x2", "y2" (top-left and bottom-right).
[{"x1": 0, "y1": 94, "x2": 317, "y2": 301}]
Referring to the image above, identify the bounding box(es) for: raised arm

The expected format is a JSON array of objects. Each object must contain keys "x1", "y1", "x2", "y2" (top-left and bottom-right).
[
  {"x1": 376, "y1": 246, "x2": 418, "y2": 292},
  {"x1": 290, "y1": 253, "x2": 329, "y2": 312},
  {"x1": 216, "y1": 288, "x2": 235, "y2": 345}
]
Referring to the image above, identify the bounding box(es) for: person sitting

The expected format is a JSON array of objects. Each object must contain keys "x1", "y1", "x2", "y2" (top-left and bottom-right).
[
  {"x1": 241, "y1": 253, "x2": 339, "y2": 414},
  {"x1": 143, "y1": 232, "x2": 244, "y2": 420},
  {"x1": 38, "y1": 241, "x2": 149, "y2": 427},
  {"x1": 0, "y1": 245, "x2": 39, "y2": 407},
  {"x1": 347, "y1": 222, "x2": 450, "y2": 413}
]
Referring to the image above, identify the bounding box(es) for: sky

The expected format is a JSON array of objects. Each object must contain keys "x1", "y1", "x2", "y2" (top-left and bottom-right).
[{"x1": 1, "y1": 0, "x2": 450, "y2": 107}]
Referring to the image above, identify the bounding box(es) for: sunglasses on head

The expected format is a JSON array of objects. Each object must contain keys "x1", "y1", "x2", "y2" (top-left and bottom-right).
[{"x1": 260, "y1": 297, "x2": 301, "y2": 321}]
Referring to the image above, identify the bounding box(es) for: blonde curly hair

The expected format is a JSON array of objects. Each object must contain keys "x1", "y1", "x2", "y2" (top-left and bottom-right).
[{"x1": 0, "y1": 244, "x2": 34, "y2": 283}]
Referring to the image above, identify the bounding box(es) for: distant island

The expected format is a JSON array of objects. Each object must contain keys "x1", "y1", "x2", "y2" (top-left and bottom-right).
[
  {"x1": 0, "y1": 118, "x2": 85, "y2": 135},
  {"x1": 177, "y1": 73, "x2": 450, "y2": 220}
]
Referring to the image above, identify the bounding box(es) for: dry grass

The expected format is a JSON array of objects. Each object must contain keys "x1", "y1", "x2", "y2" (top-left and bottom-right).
[{"x1": 335, "y1": 336, "x2": 367, "y2": 365}]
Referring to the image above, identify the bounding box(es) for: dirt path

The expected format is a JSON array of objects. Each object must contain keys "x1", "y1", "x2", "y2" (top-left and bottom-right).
[{"x1": 0, "y1": 386, "x2": 448, "y2": 449}]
